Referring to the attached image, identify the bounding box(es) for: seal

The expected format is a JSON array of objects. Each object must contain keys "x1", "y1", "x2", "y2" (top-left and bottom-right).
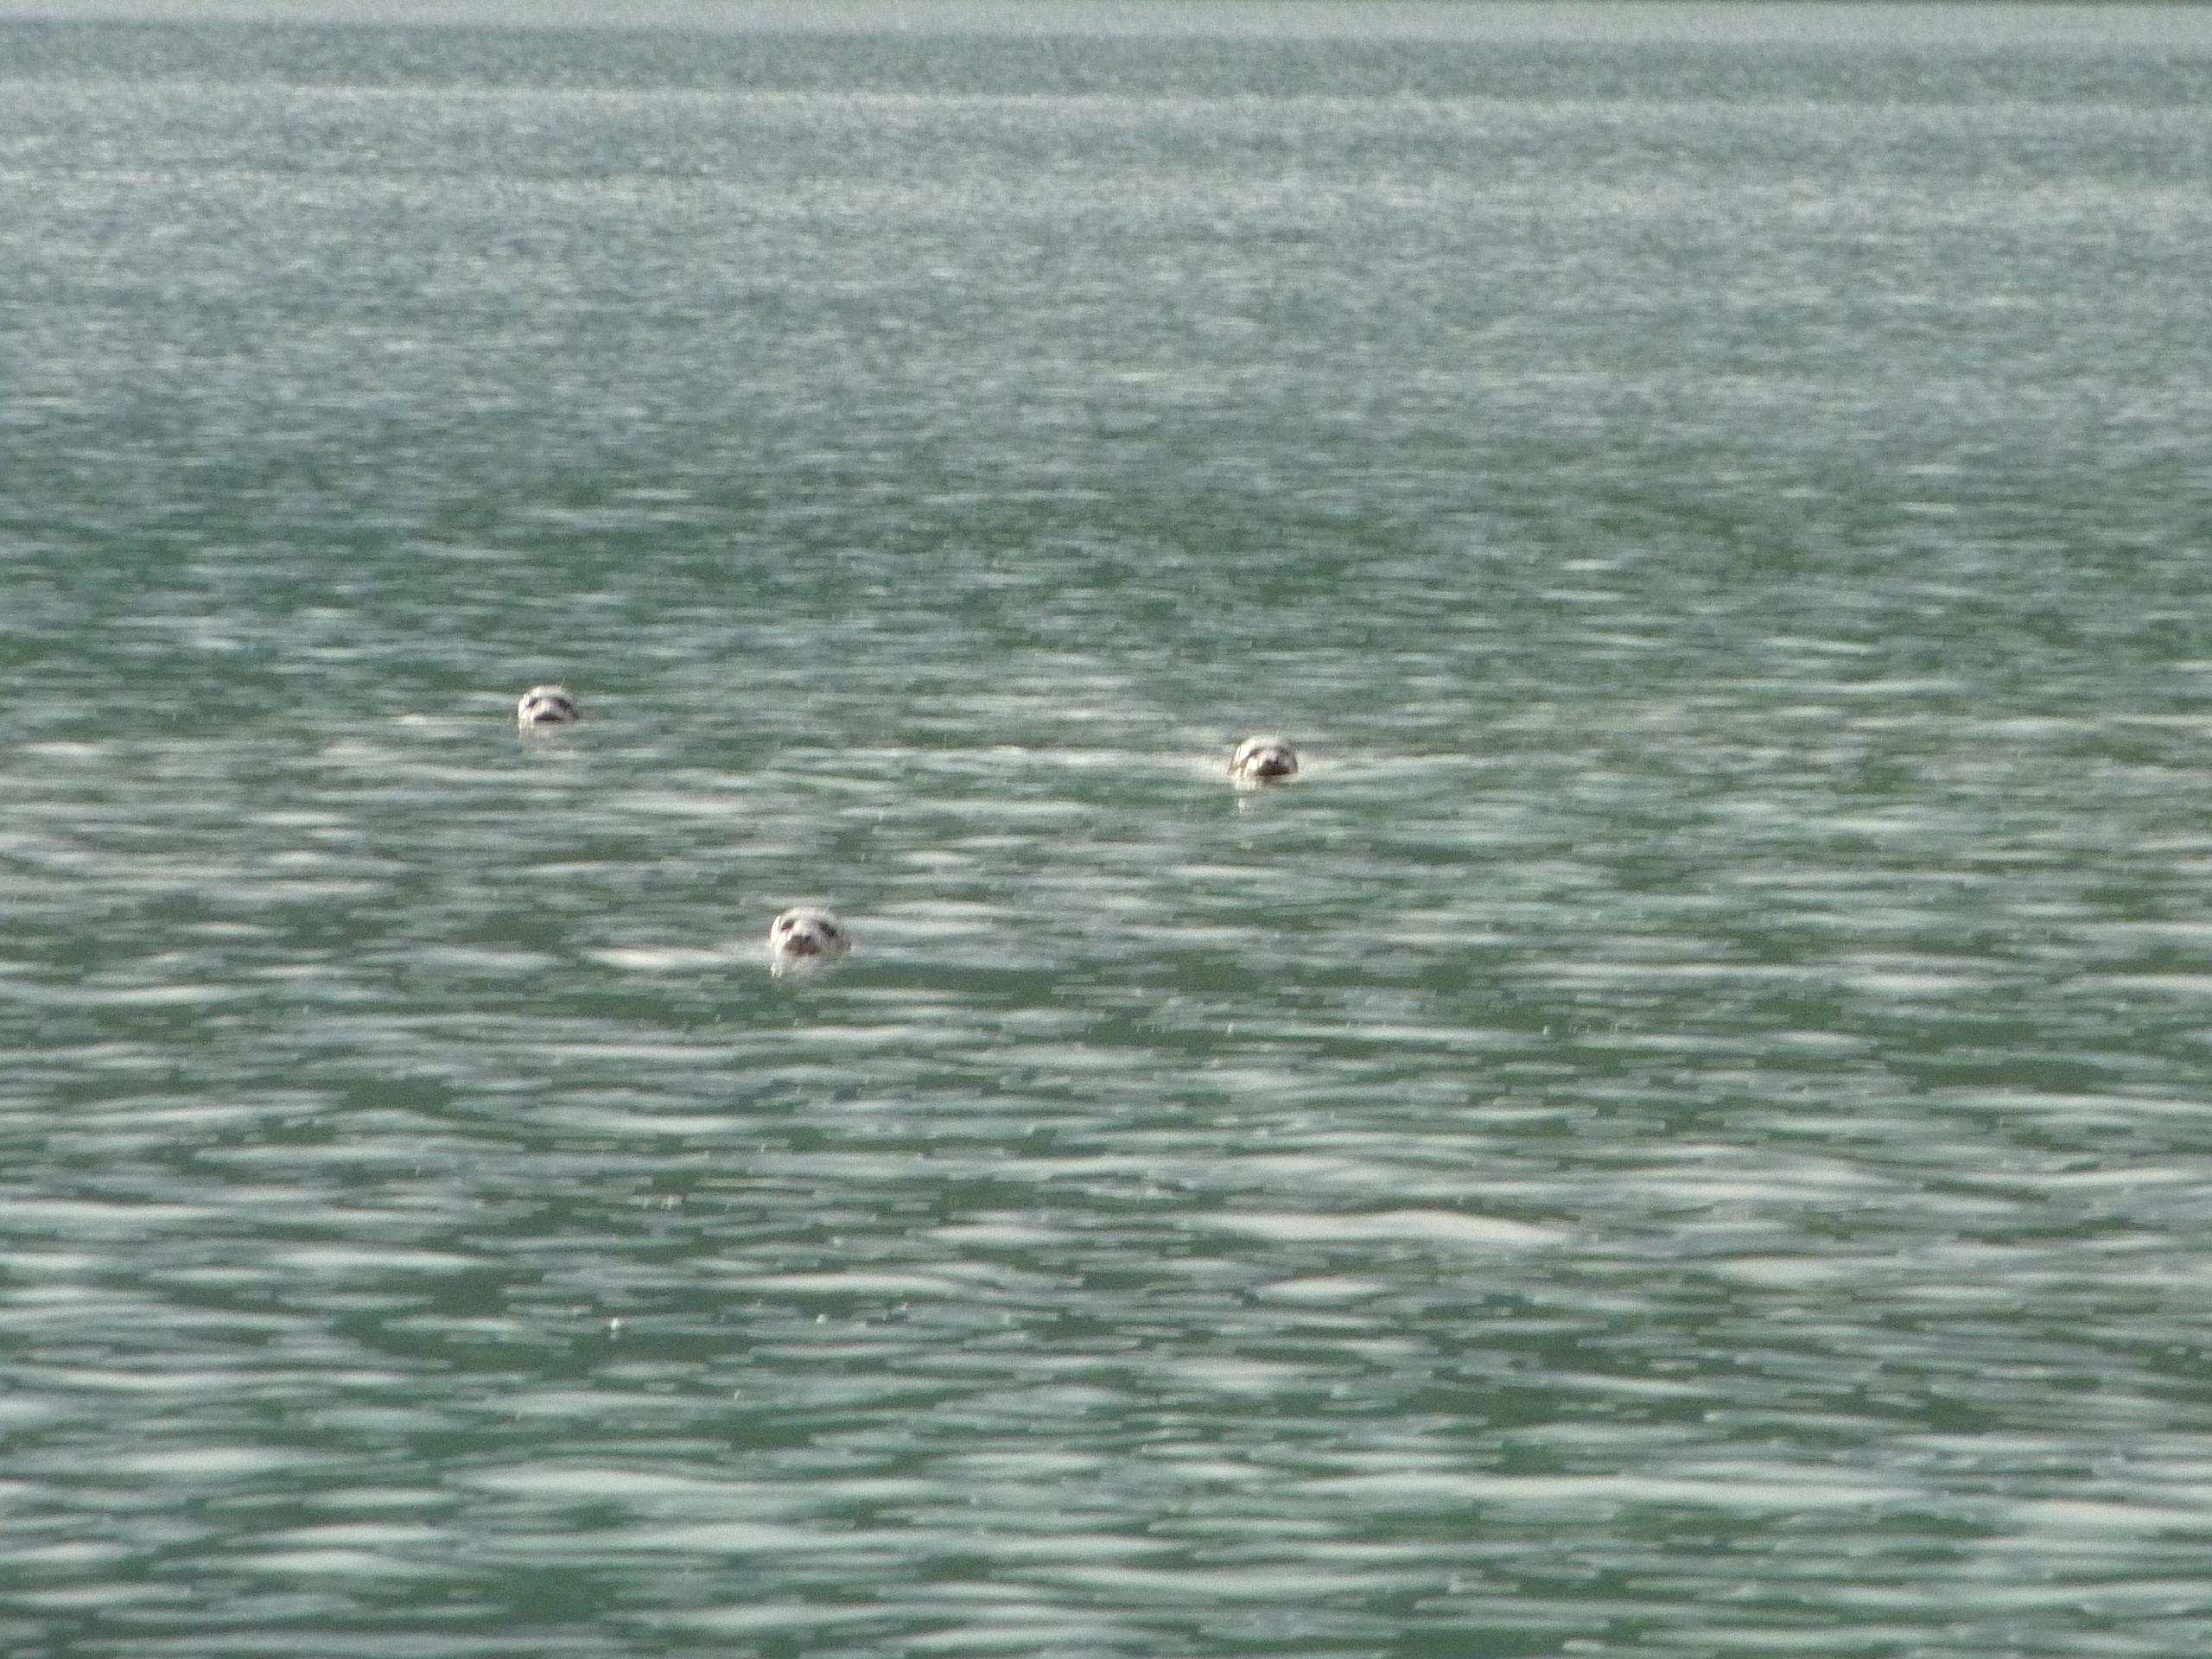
[
  {"x1": 1229, "y1": 734, "x2": 1299, "y2": 785},
  {"x1": 768, "y1": 906, "x2": 851, "y2": 971},
  {"x1": 516, "y1": 684, "x2": 581, "y2": 728}
]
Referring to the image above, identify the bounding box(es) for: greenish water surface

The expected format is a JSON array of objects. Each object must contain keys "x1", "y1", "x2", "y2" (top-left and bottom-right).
[{"x1": 4, "y1": 6, "x2": 2212, "y2": 1655}]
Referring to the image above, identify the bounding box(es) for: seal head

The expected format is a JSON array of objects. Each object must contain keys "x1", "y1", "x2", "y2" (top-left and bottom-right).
[
  {"x1": 517, "y1": 684, "x2": 581, "y2": 727},
  {"x1": 1229, "y1": 734, "x2": 1299, "y2": 785},
  {"x1": 768, "y1": 906, "x2": 851, "y2": 971}
]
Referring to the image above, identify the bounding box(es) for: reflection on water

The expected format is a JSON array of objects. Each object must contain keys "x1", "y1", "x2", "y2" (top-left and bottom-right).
[{"x1": 6, "y1": 6, "x2": 2212, "y2": 1656}]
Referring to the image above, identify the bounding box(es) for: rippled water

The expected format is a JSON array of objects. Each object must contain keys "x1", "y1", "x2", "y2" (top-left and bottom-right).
[{"x1": 6, "y1": 6, "x2": 2212, "y2": 1654}]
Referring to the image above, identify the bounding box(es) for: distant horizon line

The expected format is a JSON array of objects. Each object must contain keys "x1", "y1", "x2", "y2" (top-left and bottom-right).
[{"x1": 4, "y1": 0, "x2": 2210, "y2": 51}]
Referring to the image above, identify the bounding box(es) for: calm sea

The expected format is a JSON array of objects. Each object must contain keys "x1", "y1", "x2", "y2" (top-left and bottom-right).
[{"x1": 4, "y1": 4, "x2": 2212, "y2": 1655}]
